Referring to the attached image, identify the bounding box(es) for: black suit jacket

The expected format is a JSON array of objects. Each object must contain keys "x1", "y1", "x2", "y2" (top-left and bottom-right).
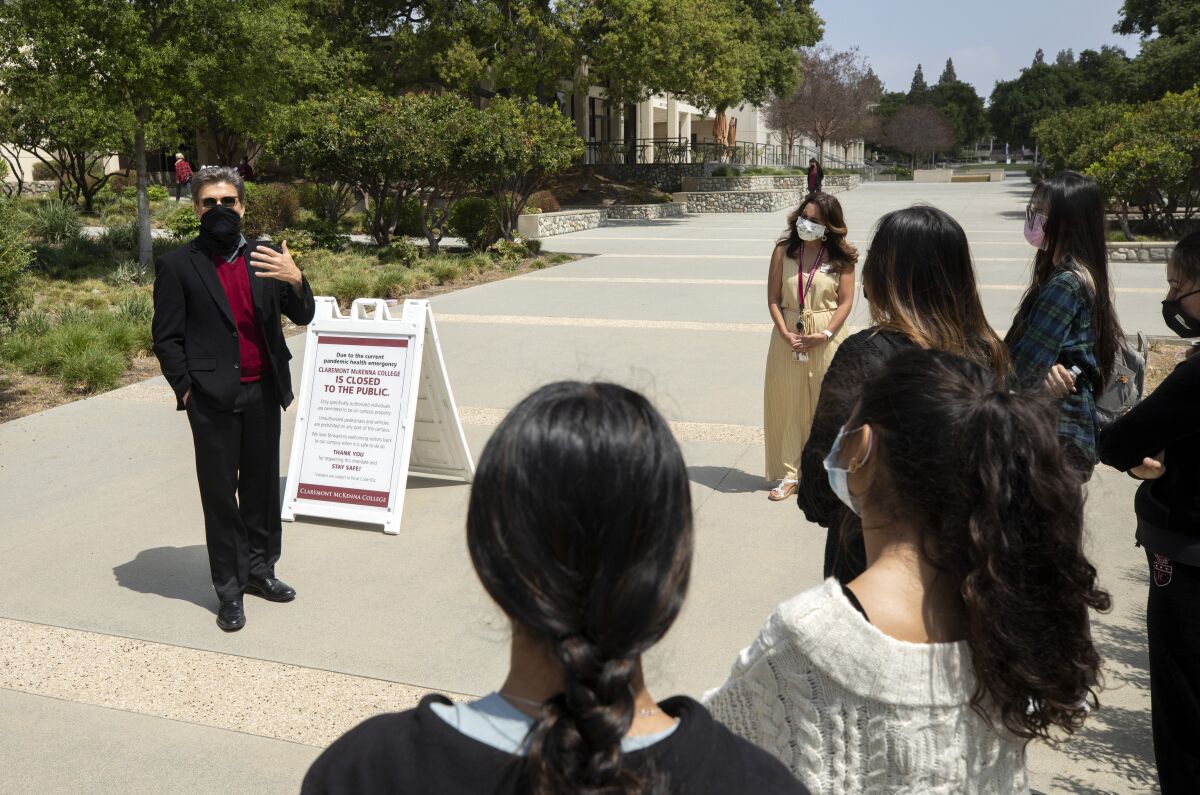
[{"x1": 152, "y1": 238, "x2": 316, "y2": 412}]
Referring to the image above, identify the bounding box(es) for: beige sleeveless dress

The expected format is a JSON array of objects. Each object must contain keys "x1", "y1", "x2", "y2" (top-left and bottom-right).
[{"x1": 764, "y1": 250, "x2": 846, "y2": 481}]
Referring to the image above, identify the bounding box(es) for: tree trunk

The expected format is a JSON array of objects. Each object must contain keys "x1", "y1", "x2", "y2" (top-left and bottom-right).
[
  {"x1": 136, "y1": 124, "x2": 154, "y2": 268},
  {"x1": 1117, "y1": 203, "x2": 1134, "y2": 241}
]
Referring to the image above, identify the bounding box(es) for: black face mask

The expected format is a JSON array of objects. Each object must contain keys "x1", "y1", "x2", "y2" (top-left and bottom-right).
[
  {"x1": 198, "y1": 205, "x2": 242, "y2": 254},
  {"x1": 1162, "y1": 289, "x2": 1200, "y2": 338}
]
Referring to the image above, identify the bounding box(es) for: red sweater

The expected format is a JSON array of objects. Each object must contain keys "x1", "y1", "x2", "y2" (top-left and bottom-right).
[
  {"x1": 210, "y1": 252, "x2": 268, "y2": 383},
  {"x1": 175, "y1": 160, "x2": 193, "y2": 183}
]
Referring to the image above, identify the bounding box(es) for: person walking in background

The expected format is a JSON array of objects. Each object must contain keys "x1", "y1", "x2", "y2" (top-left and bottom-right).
[
  {"x1": 763, "y1": 193, "x2": 856, "y2": 501},
  {"x1": 708, "y1": 349, "x2": 1111, "y2": 794},
  {"x1": 173, "y1": 152, "x2": 192, "y2": 201},
  {"x1": 1099, "y1": 231, "x2": 1200, "y2": 792},
  {"x1": 236, "y1": 155, "x2": 254, "y2": 182},
  {"x1": 303, "y1": 382, "x2": 809, "y2": 795},
  {"x1": 806, "y1": 158, "x2": 823, "y2": 194},
  {"x1": 798, "y1": 205, "x2": 1008, "y2": 580},
  {"x1": 1006, "y1": 171, "x2": 1123, "y2": 482},
  {"x1": 152, "y1": 166, "x2": 315, "y2": 632}
]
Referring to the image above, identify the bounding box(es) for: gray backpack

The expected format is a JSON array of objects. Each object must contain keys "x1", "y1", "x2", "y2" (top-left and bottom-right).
[{"x1": 1095, "y1": 332, "x2": 1147, "y2": 429}]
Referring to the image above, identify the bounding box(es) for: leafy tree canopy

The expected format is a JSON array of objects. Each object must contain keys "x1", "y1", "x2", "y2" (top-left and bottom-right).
[
  {"x1": 1116, "y1": 0, "x2": 1200, "y2": 98},
  {"x1": 938, "y1": 58, "x2": 957, "y2": 85}
]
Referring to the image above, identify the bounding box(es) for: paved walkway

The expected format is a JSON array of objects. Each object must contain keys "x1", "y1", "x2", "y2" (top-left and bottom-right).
[{"x1": 1, "y1": 182, "x2": 1159, "y2": 793}]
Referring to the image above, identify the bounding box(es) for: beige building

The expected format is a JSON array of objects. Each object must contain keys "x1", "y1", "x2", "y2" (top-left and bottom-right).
[{"x1": 561, "y1": 86, "x2": 865, "y2": 168}]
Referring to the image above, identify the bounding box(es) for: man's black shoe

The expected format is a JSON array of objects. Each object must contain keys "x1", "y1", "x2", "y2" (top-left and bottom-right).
[
  {"x1": 245, "y1": 577, "x2": 296, "y2": 602},
  {"x1": 217, "y1": 600, "x2": 245, "y2": 631}
]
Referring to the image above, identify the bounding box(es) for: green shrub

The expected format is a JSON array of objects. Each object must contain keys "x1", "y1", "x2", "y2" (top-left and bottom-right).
[
  {"x1": 448, "y1": 197, "x2": 500, "y2": 251},
  {"x1": 31, "y1": 199, "x2": 84, "y2": 243},
  {"x1": 107, "y1": 259, "x2": 151, "y2": 287},
  {"x1": 394, "y1": 197, "x2": 424, "y2": 237},
  {"x1": 0, "y1": 198, "x2": 34, "y2": 330},
  {"x1": 429, "y1": 260, "x2": 463, "y2": 285},
  {"x1": 298, "y1": 182, "x2": 357, "y2": 225},
  {"x1": 242, "y1": 182, "x2": 300, "y2": 238},
  {"x1": 378, "y1": 238, "x2": 420, "y2": 266},
  {"x1": 463, "y1": 253, "x2": 494, "y2": 274},
  {"x1": 0, "y1": 307, "x2": 146, "y2": 392},
  {"x1": 488, "y1": 236, "x2": 528, "y2": 264},
  {"x1": 31, "y1": 162, "x2": 57, "y2": 181},
  {"x1": 525, "y1": 190, "x2": 560, "y2": 214},
  {"x1": 328, "y1": 270, "x2": 375, "y2": 306},
  {"x1": 114, "y1": 293, "x2": 154, "y2": 325},
  {"x1": 166, "y1": 204, "x2": 201, "y2": 240},
  {"x1": 35, "y1": 237, "x2": 108, "y2": 272},
  {"x1": 146, "y1": 185, "x2": 169, "y2": 202},
  {"x1": 97, "y1": 221, "x2": 139, "y2": 253},
  {"x1": 270, "y1": 227, "x2": 316, "y2": 256},
  {"x1": 710, "y1": 164, "x2": 739, "y2": 177}
]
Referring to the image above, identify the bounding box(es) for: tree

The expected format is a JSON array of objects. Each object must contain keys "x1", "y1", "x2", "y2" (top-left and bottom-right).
[
  {"x1": 308, "y1": 0, "x2": 823, "y2": 122},
  {"x1": 909, "y1": 64, "x2": 929, "y2": 100},
  {"x1": 929, "y1": 79, "x2": 987, "y2": 148},
  {"x1": 270, "y1": 90, "x2": 462, "y2": 247},
  {"x1": 766, "y1": 46, "x2": 880, "y2": 165},
  {"x1": 0, "y1": 82, "x2": 130, "y2": 211},
  {"x1": 1036, "y1": 88, "x2": 1200, "y2": 238},
  {"x1": 938, "y1": 58, "x2": 958, "y2": 85},
  {"x1": 1117, "y1": 0, "x2": 1200, "y2": 98},
  {"x1": 1032, "y1": 48, "x2": 1046, "y2": 66},
  {"x1": 1055, "y1": 48, "x2": 1076, "y2": 66},
  {"x1": 884, "y1": 105, "x2": 956, "y2": 169},
  {"x1": 0, "y1": 0, "x2": 330, "y2": 267},
  {"x1": 467, "y1": 97, "x2": 583, "y2": 240}
]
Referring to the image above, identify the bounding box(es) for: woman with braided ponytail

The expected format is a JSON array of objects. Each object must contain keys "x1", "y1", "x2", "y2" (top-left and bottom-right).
[
  {"x1": 707, "y1": 349, "x2": 1111, "y2": 793},
  {"x1": 304, "y1": 381, "x2": 808, "y2": 795}
]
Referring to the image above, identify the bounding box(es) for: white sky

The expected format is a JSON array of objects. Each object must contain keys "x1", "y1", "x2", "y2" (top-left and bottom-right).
[{"x1": 812, "y1": 0, "x2": 1145, "y2": 100}]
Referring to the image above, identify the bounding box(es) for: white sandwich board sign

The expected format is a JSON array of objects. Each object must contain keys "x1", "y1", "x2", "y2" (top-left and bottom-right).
[{"x1": 281, "y1": 297, "x2": 474, "y2": 535}]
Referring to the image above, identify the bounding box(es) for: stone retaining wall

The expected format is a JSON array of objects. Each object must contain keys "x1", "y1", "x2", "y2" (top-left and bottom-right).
[
  {"x1": 601, "y1": 202, "x2": 687, "y2": 220},
  {"x1": 673, "y1": 189, "x2": 801, "y2": 213},
  {"x1": 822, "y1": 174, "x2": 862, "y2": 192},
  {"x1": 1107, "y1": 242, "x2": 1174, "y2": 262},
  {"x1": 517, "y1": 209, "x2": 603, "y2": 239},
  {"x1": 4, "y1": 179, "x2": 58, "y2": 196},
  {"x1": 680, "y1": 175, "x2": 805, "y2": 192},
  {"x1": 592, "y1": 162, "x2": 714, "y2": 192}
]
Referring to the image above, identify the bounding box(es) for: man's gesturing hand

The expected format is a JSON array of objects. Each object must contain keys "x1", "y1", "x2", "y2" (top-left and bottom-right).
[{"x1": 250, "y1": 241, "x2": 303, "y2": 292}]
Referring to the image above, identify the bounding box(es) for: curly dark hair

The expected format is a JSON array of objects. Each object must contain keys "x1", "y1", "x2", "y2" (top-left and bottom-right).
[
  {"x1": 779, "y1": 191, "x2": 859, "y2": 271},
  {"x1": 467, "y1": 381, "x2": 692, "y2": 795},
  {"x1": 855, "y1": 348, "x2": 1112, "y2": 740}
]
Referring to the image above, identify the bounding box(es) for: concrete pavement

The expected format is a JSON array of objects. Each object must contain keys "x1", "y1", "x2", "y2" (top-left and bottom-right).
[{"x1": 1, "y1": 181, "x2": 1160, "y2": 793}]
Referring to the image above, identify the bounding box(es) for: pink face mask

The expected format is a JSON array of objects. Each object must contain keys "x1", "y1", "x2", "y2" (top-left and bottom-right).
[{"x1": 1024, "y1": 213, "x2": 1048, "y2": 250}]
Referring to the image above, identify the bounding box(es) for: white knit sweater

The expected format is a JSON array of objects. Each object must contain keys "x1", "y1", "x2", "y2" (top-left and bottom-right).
[{"x1": 704, "y1": 579, "x2": 1029, "y2": 794}]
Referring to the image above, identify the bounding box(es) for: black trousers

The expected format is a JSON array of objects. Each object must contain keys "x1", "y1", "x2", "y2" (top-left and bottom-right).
[
  {"x1": 175, "y1": 178, "x2": 190, "y2": 201},
  {"x1": 186, "y1": 378, "x2": 282, "y2": 602},
  {"x1": 1146, "y1": 547, "x2": 1200, "y2": 792}
]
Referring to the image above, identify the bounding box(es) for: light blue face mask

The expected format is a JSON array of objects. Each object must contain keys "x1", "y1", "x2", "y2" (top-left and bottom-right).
[{"x1": 823, "y1": 425, "x2": 872, "y2": 516}]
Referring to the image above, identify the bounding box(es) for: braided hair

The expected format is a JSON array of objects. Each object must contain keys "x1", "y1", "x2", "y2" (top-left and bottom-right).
[{"x1": 467, "y1": 382, "x2": 692, "y2": 794}]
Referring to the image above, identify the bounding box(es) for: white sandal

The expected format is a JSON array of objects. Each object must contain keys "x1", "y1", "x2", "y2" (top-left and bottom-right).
[{"x1": 768, "y1": 479, "x2": 798, "y2": 501}]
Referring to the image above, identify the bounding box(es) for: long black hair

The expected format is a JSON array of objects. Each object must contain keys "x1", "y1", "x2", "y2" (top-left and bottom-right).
[
  {"x1": 1009, "y1": 171, "x2": 1122, "y2": 386},
  {"x1": 855, "y1": 349, "x2": 1111, "y2": 740},
  {"x1": 467, "y1": 381, "x2": 692, "y2": 795},
  {"x1": 861, "y1": 205, "x2": 1010, "y2": 380}
]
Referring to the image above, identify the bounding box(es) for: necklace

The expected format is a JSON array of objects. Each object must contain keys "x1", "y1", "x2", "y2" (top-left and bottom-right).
[{"x1": 499, "y1": 691, "x2": 660, "y2": 718}]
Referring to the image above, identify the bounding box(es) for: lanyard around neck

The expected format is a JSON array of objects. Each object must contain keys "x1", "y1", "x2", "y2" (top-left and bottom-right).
[{"x1": 798, "y1": 242, "x2": 825, "y2": 309}]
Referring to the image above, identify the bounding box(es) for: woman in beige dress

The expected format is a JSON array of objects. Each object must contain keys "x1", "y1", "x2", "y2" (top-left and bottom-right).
[{"x1": 764, "y1": 192, "x2": 857, "y2": 500}]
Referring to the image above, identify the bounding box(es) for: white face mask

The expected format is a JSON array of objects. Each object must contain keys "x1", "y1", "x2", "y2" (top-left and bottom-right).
[
  {"x1": 823, "y1": 425, "x2": 872, "y2": 515},
  {"x1": 795, "y1": 218, "x2": 826, "y2": 241}
]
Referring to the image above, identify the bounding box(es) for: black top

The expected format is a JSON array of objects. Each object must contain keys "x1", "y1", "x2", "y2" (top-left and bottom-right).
[
  {"x1": 1098, "y1": 347, "x2": 1200, "y2": 562},
  {"x1": 151, "y1": 238, "x2": 316, "y2": 413},
  {"x1": 302, "y1": 694, "x2": 810, "y2": 795},
  {"x1": 840, "y1": 582, "x2": 870, "y2": 622},
  {"x1": 798, "y1": 329, "x2": 916, "y2": 558}
]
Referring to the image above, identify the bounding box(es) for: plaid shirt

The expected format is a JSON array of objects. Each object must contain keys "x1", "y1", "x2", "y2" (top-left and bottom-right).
[
  {"x1": 1009, "y1": 267, "x2": 1102, "y2": 461},
  {"x1": 175, "y1": 160, "x2": 192, "y2": 183}
]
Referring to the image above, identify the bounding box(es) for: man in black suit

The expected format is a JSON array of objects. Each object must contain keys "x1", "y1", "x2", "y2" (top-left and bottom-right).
[{"x1": 152, "y1": 166, "x2": 316, "y2": 631}]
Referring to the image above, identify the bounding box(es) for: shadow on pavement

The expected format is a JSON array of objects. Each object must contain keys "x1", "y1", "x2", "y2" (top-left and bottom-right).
[
  {"x1": 688, "y1": 465, "x2": 768, "y2": 494},
  {"x1": 113, "y1": 545, "x2": 216, "y2": 614}
]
